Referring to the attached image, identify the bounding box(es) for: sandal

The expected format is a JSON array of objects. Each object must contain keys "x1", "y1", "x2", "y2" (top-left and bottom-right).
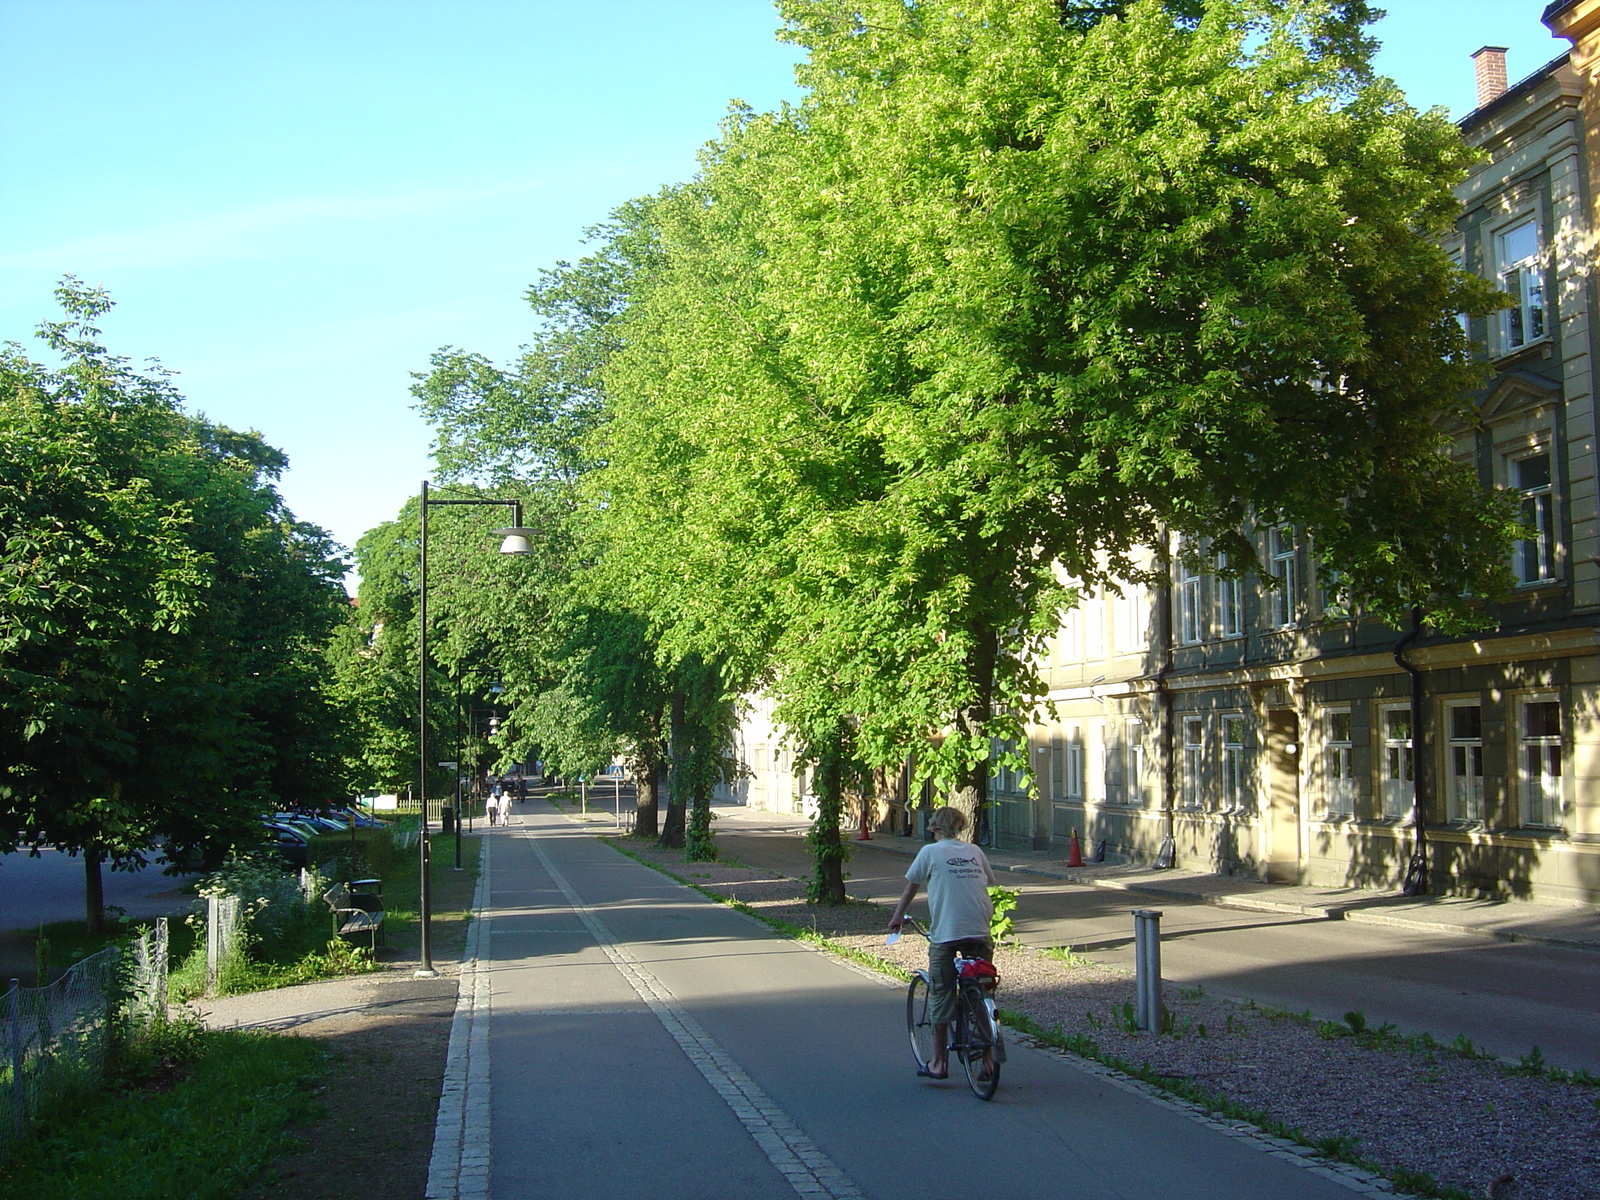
[{"x1": 917, "y1": 1065, "x2": 949, "y2": 1080}]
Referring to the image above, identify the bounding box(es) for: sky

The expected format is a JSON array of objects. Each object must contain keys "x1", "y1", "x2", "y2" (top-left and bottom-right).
[{"x1": 0, "y1": 1, "x2": 1568, "y2": 585}]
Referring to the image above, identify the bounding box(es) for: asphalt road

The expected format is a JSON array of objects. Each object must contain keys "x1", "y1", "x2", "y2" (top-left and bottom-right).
[
  {"x1": 483, "y1": 808, "x2": 1371, "y2": 1200},
  {"x1": 706, "y1": 813, "x2": 1600, "y2": 1075},
  {"x1": 0, "y1": 847, "x2": 198, "y2": 931}
]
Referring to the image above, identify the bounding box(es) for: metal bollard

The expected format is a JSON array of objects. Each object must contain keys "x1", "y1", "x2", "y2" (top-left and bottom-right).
[{"x1": 1132, "y1": 909, "x2": 1164, "y2": 1032}]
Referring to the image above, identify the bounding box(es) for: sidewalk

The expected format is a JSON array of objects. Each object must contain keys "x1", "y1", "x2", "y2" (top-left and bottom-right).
[{"x1": 707, "y1": 802, "x2": 1600, "y2": 954}]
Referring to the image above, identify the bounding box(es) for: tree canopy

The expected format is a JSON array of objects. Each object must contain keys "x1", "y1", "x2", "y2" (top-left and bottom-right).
[
  {"x1": 373, "y1": 0, "x2": 1514, "y2": 883},
  {"x1": 0, "y1": 279, "x2": 353, "y2": 925}
]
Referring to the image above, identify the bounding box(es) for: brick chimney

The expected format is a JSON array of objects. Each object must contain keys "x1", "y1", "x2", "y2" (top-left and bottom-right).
[{"x1": 1473, "y1": 46, "x2": 1510, "y2": 108}]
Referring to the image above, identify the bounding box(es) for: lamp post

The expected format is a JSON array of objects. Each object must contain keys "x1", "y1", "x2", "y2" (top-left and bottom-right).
[{"x1": 416, "y1": 480, "x2": 534, "y2": 977}]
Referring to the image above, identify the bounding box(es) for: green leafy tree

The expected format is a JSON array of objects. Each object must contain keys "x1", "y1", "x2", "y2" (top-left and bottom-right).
[
  {"x1": 0, "y1": 280, "x2": 352, "y2": 929},
  {"x1": 598, "y1": 0, "x2": 1515, "y2": 845}
]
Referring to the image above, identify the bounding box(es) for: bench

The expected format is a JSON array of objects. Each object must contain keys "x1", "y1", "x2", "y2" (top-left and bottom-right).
[{"x1": 323, "y1": 881, "x2": 386, "y2": 950}]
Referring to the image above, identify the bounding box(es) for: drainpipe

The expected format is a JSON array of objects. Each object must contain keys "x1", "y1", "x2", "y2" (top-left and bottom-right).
[
  {"x1": 1392, "y1": 607, "x2": 1429, "y2": 896},
  {"x1": 1153, "y1": 527, "x2": 1177, "y2": 869}
]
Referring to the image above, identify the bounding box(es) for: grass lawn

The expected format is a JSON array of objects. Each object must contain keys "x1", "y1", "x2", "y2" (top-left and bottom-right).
[{"x1": 0, "y1": 1021, "x2": 328, "y2": 1200}]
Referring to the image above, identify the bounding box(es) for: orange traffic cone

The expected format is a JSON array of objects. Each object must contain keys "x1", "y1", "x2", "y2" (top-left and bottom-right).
[{"x1": 1067, "y1": 828, "x2": 1085, "y2": 868}]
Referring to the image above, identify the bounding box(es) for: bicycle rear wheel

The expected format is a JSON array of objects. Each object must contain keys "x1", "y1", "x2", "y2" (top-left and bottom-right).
[
  {"x1": 960, "y1": 986, "x2": 1000, "y2": 1100},
  {"x1": 906, "y1": 974, "x2": 935, "y2": 1072}
]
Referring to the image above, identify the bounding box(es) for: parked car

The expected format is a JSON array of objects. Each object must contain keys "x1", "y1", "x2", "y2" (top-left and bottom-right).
[
  {"x1": 293, "y1": 813, "x2": 347, "y2": 833},
  {"x1": 271, "y1": 816, "x2": 322, "y2": 838},
  {"x1": 261, "y1": 822, "x2": 310, "y2": 868}
]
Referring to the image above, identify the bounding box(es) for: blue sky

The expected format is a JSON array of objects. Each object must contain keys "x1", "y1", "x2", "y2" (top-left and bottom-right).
[{"x1": 0, "y1": 1, "x2": 1565, "y2": 576}]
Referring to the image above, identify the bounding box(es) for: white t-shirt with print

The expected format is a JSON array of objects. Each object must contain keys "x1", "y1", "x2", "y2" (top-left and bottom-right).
[{"x1": 905, "y1": 838, "x2": 996, "y2": 943}]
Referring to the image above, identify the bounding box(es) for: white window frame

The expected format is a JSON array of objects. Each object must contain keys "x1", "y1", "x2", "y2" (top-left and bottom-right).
[
  {"x1": 1318, "y1": 559, "x2": 1349, "y2": 621},
  {"x1": 1445, "y1": 700, "x2": 1485, "y2": 823},
  {"x1": 1059, "y1": 605, "x2": 1084, "y2": 666},
  {"x1": 1065, "y1": 730, "x2": 1085, "y2": 801},
  {"x1": 1220, "y1": 713, "x2": 1249, "y2": 813},
  {"x1": 1510, "y1": 450, "x2": 1557, "y2": 586},
  {"x1": 1323, "y1": 708, "x2": 1355, "y2": 818},
  {"x1": 1084, "y1": 593, "x2": 1104, "y2": 661},
  {"x1": 1497, "y1": 218, "x2": 1546, "y2": 352},
  {"x1": 1379, "y1": 702, "x2": 1414, "y2": 820},
  {"x1": 1125, "y1": 717, "x2": 1145, "y2": 807},
  {"x1": 1519, "y1": 693, "x2": 1563, "y2": 829},
  {"x1": 1091, "y1": 720, "x2": 1109, "y2": 802},
  {"x1": 1215, "y1": 551, "x2": 1244, "y2": 639},
  {"x1": 1115, "y1": 585, "x2": 1149, "y2": 654},
  {"x1": 1180, "y1": 716, "x2": 1204, "y2": 810},
  {"x1": 1177, "y1": 555, "x2": 1202, "y2": 645},
  {"x1": 1268, "y1": 526, "x2": 1298, "y2": 629}
]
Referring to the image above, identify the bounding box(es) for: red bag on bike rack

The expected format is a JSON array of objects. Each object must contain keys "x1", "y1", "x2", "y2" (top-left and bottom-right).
[{"x1": 959, "y1": 959, "x2": 1000, "y2": 989}]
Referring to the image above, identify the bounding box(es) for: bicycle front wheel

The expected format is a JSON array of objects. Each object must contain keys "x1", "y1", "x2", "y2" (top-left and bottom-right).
[
  {"x1": 960, "y1": 986, "x2": 1000, "y2": 1100},
  {"x1": 906, "y1": 974, "x2": 935, "y2": 1072}
]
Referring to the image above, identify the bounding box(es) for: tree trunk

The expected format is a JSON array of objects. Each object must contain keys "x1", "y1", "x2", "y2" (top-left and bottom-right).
[
  {"x1": 686, "y1": 772, "x2": 714, "y2": 861},
  {"x1": 84, "y1": 846, "x2": 106, "y2": 937},
  {"x1": 808, "y1": 736, "x2": 848, "y2": 905},
  {"x1": 658, "y1": 688, "x2": 686, "y2": 849},
  {"x1": 951, "y1": 625, "x2": 999, "y2": 843},
  {"x1": 635, "y1": 754, "x2": 661, "y2": 838}
]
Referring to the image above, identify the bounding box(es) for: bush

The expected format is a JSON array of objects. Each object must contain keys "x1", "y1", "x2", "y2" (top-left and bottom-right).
[{"x1": 169, "y1": 853, "x2": 375, "y2": 1000}]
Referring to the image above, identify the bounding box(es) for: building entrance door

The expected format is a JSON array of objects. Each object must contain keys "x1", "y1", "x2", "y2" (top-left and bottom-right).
[{"x1": 1262, "y1": 709, "x2": 1302, "y2": 883}]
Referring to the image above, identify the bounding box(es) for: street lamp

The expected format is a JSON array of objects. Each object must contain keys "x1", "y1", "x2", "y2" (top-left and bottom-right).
[{"x1": 416, "y1": 480, "x2": 533, "y2": 977}]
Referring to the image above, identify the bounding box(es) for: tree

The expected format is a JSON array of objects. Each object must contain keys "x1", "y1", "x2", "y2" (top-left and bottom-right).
[
  {"x1": 597, "y1": 0, "x2": 1515, "y2": 847},
  {"x1": 0, "y1": 280, "x2": 353, "y2": 929},
  {"x1": 410, "y1": 200, "x2": 710, "y2": 841}
]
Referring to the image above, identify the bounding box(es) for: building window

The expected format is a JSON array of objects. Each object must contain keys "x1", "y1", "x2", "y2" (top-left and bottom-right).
[
  {"x1": 1084, "y1": 593, "x2": 1104, "y2": 660},
  {"x1": 1445, "y1": 702, "x2": 1484, "y2": 823},
  {"x1": 992, "y1": 740, "x2": 1020, "y2": 795},
  {"x1": 1520, "y1": 696, "x2": 1562, "y2": 828},
  {"x1": 1059, "y1": 605, "x2": 1083, "y2": 666},
  {"x1": 1268, "y1": 527, "x2": 1298, "y2": 629},
  {"x1": 1066, "y1": 731, "x2": 1084, "y2": 800},
  {"x1": 1380, "y1": 703, "x2": 1414, "y2": 819},
  {"x1": 1319, "y1": 560, "x2": 1349, "y2": 621},
  {"x1": 1324, "y1": 709, "x2": 1354, "y2": 817},
  {"x1": 1498, "y1": 219, "x2": 1545, "y2": 350},
  {"x1": 1177, "y1": 556, "x2": 1202, "y2": 645},
  {"x1": 1126, "y1": 718, "x2": 1145, "y2": 806},
  {"x1": 1092, "y1": 720, "x2": 1109, "y2": 802},
  {"x1": 1181, "y1": 716, "x2": 1204, "y2": 810},
  {"x1": 1115, "y1": 585, "x2": 1149, "y2": 654},
  {"x1": 1221, "y1": 714, "x2": 1249, "y2": 813},
  {"x1": 1511, "y1": 452, "x2": 1556, "y2": 585},
  {"x1": 1216, "y1": 552, "x2": 1244, "y2": 638}
]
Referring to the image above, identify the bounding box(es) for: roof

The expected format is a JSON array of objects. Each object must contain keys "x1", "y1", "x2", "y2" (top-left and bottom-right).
[
  {"x1": 1543, "y1": 1, "x2": 1579, "y2": 23},
  {"x1": 1458, "y1": 51, "x2": 1572, "y2": 130}
]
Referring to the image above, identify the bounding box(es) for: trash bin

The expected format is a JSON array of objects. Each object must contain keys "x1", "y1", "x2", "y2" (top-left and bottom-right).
[{"x1": 442, "y1": 805, "x2": 456, "y2": 835}]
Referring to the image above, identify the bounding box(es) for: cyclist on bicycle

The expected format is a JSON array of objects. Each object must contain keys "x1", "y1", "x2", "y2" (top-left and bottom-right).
[{"x1": 887, "y1": 805, "x2": 996, "y2": 1080}]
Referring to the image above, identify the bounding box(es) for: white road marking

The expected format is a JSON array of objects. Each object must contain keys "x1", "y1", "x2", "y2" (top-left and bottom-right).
[{"x1": 528, "y1": 834, "x2": 867, "y2": 1200}]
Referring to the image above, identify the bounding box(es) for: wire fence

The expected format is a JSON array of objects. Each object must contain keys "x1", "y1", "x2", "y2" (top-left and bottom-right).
[
  {"x1": 3, "y1": 946, "x2": 118, "y2": 1161},
  {"x1": 1, "y1": 920, "x2": 171, "y2": 1163}
]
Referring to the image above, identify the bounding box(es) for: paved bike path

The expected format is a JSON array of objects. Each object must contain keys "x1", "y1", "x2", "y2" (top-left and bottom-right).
[{"x1": 477, "y1": 807, "x2": 1378, "y2": 1200}]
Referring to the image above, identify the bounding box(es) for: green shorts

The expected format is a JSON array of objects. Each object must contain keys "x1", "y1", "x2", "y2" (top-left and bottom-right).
[{"x1": 928, "y1": 936, "x2": 995, "y2": 1025}]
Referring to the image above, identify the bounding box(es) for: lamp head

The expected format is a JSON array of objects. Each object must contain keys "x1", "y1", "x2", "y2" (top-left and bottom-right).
[{"x1": 493, "y1": 526, "x2": 536, "y2": 555}]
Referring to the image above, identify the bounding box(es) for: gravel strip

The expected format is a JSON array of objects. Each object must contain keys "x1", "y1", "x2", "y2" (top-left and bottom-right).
[{"x1": 611, "y1": 837, "x2": 1600, "y2": 1200}]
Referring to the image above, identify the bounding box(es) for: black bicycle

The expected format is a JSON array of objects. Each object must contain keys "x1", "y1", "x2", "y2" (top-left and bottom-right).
[{"x1": 896, "y1": 918, "x2": 1005, "y2": 1100}]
